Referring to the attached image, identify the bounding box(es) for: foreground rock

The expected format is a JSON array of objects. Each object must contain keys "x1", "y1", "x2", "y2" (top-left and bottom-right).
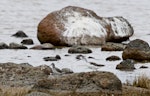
[
  {"x1": 12, "y1": 30, "x2": 28, "y2": 38},
  {"x1": 26, "y1": 92, "x2": 52, "y2": 96},
  {"x1": 0, "y1": 62, "x2": 50, "y2": 87},
  {"x1": 37, "y1": 6, "x2": 133, "y2": 46},
  {"x1": 116, "y1": 59, "x2": 135, "y2": 70},
  {"x1": 33, "y1": 71, "x2": 122, "y2": 95},
  {"x1": 68, "y1": 46, "x2": 92, "y2": 54},
  {"x1": 101, "y1": 42, "x2": 126, "y2": 51},
  {"x1": 122, "y1": 39, "x2": 150, "y2": 62}
]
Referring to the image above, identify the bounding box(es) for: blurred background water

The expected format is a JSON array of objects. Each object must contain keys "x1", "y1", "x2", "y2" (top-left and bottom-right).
[{"x1": 0, "y1": 0, "x2": 150, "y2": 83}]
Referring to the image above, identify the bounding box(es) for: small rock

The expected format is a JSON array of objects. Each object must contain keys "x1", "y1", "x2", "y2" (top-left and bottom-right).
[
  {"x1": 68, "y1": 46, "x2": 92, "y2": 54},
  {"x1": 9, "y1": 42, "x2": 28, "y2": 49},
  {"x1": 88, "y1": 56, "x2": 95, "y2": 59},
  {"x1": 64, "y1": 54, "x2": 70, "y2": 56},
  {"x1": 21, "y1": 39, "x2": 34, "y2": 45},
  {"x1": 12, "y1": 30, "x2": 28, "y2": 38},
  {"x1": 0, "y1": 42, "x2": 9, "y2": 49},
  {"x1": 106, "y1": 55, "x2": 121, "y2": 61},
  {"x1": 30, "y1": 43, "x2": 55, "y2": 50},
  {"x1": 89, "y1": 62, "x2": 105, "y2": 67},
  {"x1": 101, "y1": 42, "x2": 126, "y2": 51},
  {"x1": 116, "y1": 59, "x2": 135, "y2": 70},
  {"x1": 43, "y1": 55, "x2": 61, "y2": 61},
  {"x1": 36, "y1": 65, "x2": 52, "y2": 75},
  {"x1": 140, "y1": 66, "x2": 148, "y2": 69}
]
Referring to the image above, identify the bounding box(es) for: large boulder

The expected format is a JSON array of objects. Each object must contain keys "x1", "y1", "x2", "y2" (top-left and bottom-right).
[
  {"x1": 37, "y1": 6, "x2": 133, "y2": 46},
  {"x1": 33, "y1": 71, "x2": 122, "y2": 95},
  {"x1": 122, "y1": 39, "x2": 150, "y2": 61}
]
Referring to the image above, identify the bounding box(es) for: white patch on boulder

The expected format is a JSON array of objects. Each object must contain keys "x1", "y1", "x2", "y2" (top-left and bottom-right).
[{"x1": 62, "y1": 11, "x2": 107, "y2": 45}]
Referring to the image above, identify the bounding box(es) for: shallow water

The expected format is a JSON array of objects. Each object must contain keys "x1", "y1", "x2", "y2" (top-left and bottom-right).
[{"x1": 0, "y1": 0, "x2": 150, "y2": 83}]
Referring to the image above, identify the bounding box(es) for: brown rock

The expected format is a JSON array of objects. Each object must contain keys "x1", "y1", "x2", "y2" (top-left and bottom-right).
[
  {"x1": 106, "y1": 55, "x2": 121, "y2": 61},
  {"x1": 37, "y1": 6, "x2": 133, "y2": 46},
  {"x1": 122, "y1": 39, "x2": 150, "y2": 61}
]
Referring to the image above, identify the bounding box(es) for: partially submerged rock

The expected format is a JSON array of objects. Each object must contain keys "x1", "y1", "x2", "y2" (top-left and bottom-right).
[
  {"x1": 9, "y1": 42, "x2": 28, "y2": 49},
  {"x1": 116, "y1": 59, "x2": 135, "y2": 70},
  {"x1": 68, "y1": 46, "x2": 92, "y2": 54},
  {"x1": 30, "y1": 43, "x2": 55, "y2": 50},
  {"x1": 21, "y1": 39, "x2": 34, "y2": 45},
  {"x1": 122, "y1": 39, "x2": 150, "y2": 62},
  {"x1": 101, "y1": 42, "x2": 126, "y2": 51},
  {"x1": 12, "y1": 30, "x2": 28, "y2": 38},
  {"x1": 37, "y1": 6, "x2": 133, "y2": 46},
  {"x1": 43, "y1": 55, "x2": 61, "y2": 61},
  {"x1": 0, "y1": 42, "x2": 9, "y2": 49},
  {"x1": 33, "y1": 71, "x2": 122, "y2": 93},
  {"x1": 106, "y1": 55, "x2": 121, "y2": 61}
]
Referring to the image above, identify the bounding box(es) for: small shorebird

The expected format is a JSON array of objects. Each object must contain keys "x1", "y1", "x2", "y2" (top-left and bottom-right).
[{"x1": 51, "y1": 63, "x2": 62, "y2": 75}]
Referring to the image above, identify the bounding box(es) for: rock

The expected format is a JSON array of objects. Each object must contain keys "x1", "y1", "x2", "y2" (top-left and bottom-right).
[
  {"x1": 122, "y1": 39, "x2": 150, "y2": 61},
  {"x1": 37, "y1": 6, "x2": 133, "y2": 46},
  {"x1": 21, "y1": 39, "x2": 34, "y2": 45},
  {"x1": 12, "y1": 30, "x2": 28, "y2": 38},
  {"x1": 89, "y1": 62, "x2": 105, "y2": 67},
  {"x1": 30, "y1": 43, "x2": 55, "y2": 50},
  {"x1": 140, "y1": 66, "x2": 148, "y2": 69},
  {"x1": 61, "y1": 68, "x2": 74, "y2": 74},
  {"x1": 106, "y1": 55, "x2": 121, "y2": 61},
  {"x1": 116, "y1": 59, "x2": 135, "y2": 70},
  {"x1": 0, "y1": 62, "x2": 48, "y2": 87},
  {"x1": 33, "y1": 71, "x2": 122, "y2": 93},
  {"x1": 25, "y1": 92, "x2": 52, "y2": 96},
  {"x1": 68, "y1": 46, "x2": 92, "y2": 54},
  {"x1": 43, "y1": 55, "x2": 61, "y2": 61},
  {"x1": 9, "y1": 42, "x2": 28, "y2": 49},
  {"x1": 0, "y1": 42, "x2": 9, "y2": 49},
  {"x1": 36, "y1": 65, "x2": 52, "y2": 75},
  {"x1": 101, "y1": 42, "x2": 126, "y2": 51}
]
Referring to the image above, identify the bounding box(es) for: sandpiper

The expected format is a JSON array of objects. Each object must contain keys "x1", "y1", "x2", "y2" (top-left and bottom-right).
[{"x1": 51, "y1": 63, "x2": 62, "y2": 75}]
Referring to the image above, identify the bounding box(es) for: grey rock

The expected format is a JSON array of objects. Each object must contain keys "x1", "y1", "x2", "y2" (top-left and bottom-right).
[
  {"x1": 106, "y1": 55, "x2": 121, "y2": 61},
  {"x1": 21, "y1": 39, "x2": 34, "y2": 45},
  {"x1": 0, "y1": 42, "x2": 9, "y2": 49},
  {"x1": 30, "y1": 43, "x2": 55, "y2": 50},
  {"x1": 68, "y1": 46, "x2": 92, "y2": 54},
  {"x1": 116, "y1": 59, "x2": 135, "y2": 70},
  {"x1": 12, "y1": 30, "x2": 28, "y2": 38},
  {"x1": 9, "y1": 42, "x2": 28, "y2": 49},
  {"x1": 43, "y1": 55, "x2": 61, "y2": 61},
  {"x1": 101, "y1": 42, "x2": 126, "y2": 51}
]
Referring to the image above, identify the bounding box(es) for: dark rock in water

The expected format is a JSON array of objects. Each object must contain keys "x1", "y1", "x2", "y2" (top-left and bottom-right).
[
  {"x1": 25, "y1": 92, "x2": 52, "y2": 96},
  {"x1": 9, "y1": 42, "x2": 28, "y2": 49},
  {"x1": 21, "y1": 39, "x2": 34, "y2": 45},
  {"x1": 37, "y1": 6, "x2": 133, "y2": 46},
  {"x1": 122, "y1": 39, "x2": 150, "y2": 62},
  {"x1": 140, "y1": 66, "x2": 148, "y2": 69},
  {"x1": 101, "y1": 42, "x2": 126, "y2": 51},
  {"x1": 68, "y1": 46, "x2": 92, "y2": 54},
  {"x1": 33, "y1": 71, "x2": 122, "y2": 93},
  {"x1": 30, "y1": 43, "x2": 55, "y2": 50},
  {"x1": 0, "y1": 42, "x2": 9, "y2": 49},
  {"x1": 106, "y1": 55, "x2": 121, "y2": 61},
  {"x1": 43, "y1": 55, "x2": 61, "y2": 61},
  {"x1": 89, "y1": 62, "x2": 105, "y2": 67},
  {"x1": 116, "y1": 59, "x2": 135, "y2": 70},
  {"x1": 12, "y1": 30, "x2": 28, "y2": 38}
]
